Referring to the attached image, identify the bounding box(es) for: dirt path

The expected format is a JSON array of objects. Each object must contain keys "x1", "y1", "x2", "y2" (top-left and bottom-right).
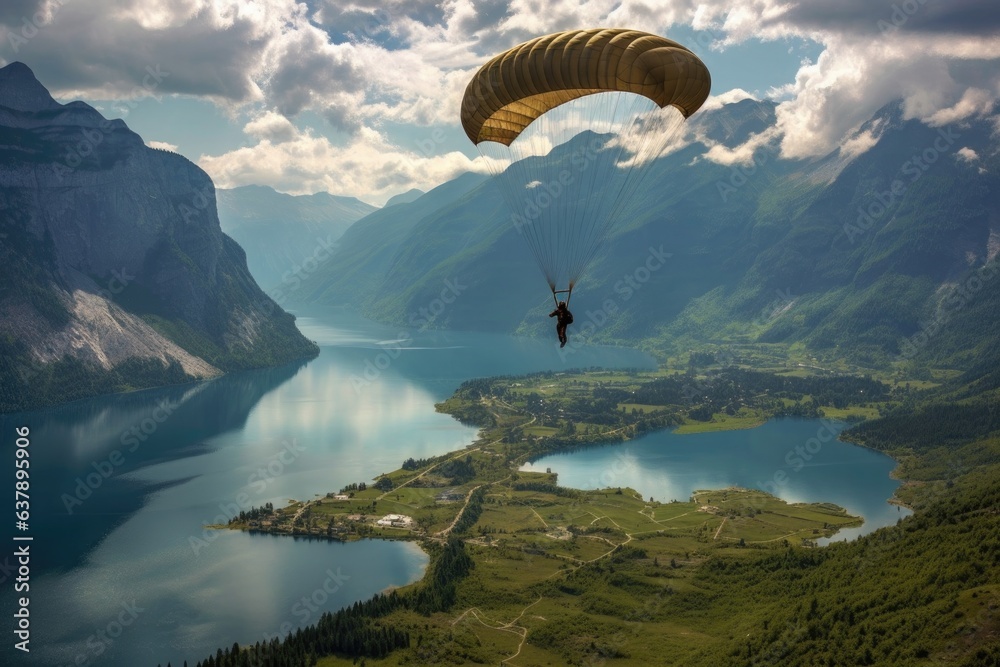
[
  {"x1": 529, "y1": 508, "x2": 549, "y2": 528},
  {"x1": 289, "y1": 499, "x2": 316, "y2": 526},
  {"x1": 435, "y1": 484, "x2": 484, "y2": 537},
  {"x1": 377, "y1": 447, "x2": 480, "y2": 500},
  {"x1": 453, "y1": 596, "x2": 544, "y2": 666}
]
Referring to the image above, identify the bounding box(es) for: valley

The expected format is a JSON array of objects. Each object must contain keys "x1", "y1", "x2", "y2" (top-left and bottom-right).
[{"x1": 206, "y1": 361, "x2": 999, "y2": 666}]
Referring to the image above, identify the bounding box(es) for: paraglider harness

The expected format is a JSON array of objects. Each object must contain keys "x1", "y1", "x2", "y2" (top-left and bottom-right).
[
  {"x1": 550, "y1": 288, "x2": 574, "y2": 347},
  {"x1": 552, "y1": 286, "x2": 573, "y2": 311}
]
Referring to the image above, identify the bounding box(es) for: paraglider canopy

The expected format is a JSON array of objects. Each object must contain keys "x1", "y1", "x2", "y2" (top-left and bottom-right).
[
  {"x1": 460, "y1": 28, "x2": 711, "y2": 302},
  {"x1": 461, "y1": 28, "x2": 711, "y2": 146}
]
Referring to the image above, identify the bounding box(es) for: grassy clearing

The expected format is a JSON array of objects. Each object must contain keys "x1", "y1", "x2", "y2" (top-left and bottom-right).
[
  {"x1": 819, "y1": 405, "x2": 881, "y2": 420},
  {"x1": 313, "y1": 480, "x2": 860, "y2": 667},
  {"x1": 232, "y1": 366, "x2": 998, "y2": 667},
  {"x1": 674, "y1": 413, "x2": 767, "y2": 434}
]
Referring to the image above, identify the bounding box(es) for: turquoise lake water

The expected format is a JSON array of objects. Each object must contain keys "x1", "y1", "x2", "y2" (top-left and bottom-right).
[
  {"x1": 521, "y1": 419, "x2": 910, "y2": 545},
  {"x1": 0, "y1": 309, "x2": 653, "y2": 666},
  {"x1": 0, "y1": 309, "x2": 905, "y2": 665}
]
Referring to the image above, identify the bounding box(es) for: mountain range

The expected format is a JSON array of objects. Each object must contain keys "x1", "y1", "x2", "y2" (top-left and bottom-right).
[
  {"x1": 2, "y1": 59, "x2": 997, "y2": 412},
  {"x1": 217, "y1": 185, "x2": 375, "y2": 290},
  {"x1": 0, "y1": 62, "x2": 317, "y2": 412},
  {"x1": 287, "y1": 98, "x2": 999, "y2": 372}
]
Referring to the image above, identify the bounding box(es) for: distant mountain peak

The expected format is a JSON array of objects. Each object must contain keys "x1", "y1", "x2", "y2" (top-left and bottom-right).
[
  {"x1": 0, "y1": 61, "x2": 61, "y2": 112},
  {"x1": 385, "y1": 188, "x2": 424, "y2": 208}
]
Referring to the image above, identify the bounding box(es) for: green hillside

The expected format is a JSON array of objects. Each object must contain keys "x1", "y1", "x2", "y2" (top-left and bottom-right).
[{"x1": 291, "y1": 100, "x2": 998, "y2": 375}]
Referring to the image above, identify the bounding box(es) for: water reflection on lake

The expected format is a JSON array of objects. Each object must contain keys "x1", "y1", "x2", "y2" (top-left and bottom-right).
[
  {"x1": 521, "y1": 419, "x2": 911, "y2": 545},
  {"x1": 0, "y1": 308, "x2": 654, "y2": 666}
]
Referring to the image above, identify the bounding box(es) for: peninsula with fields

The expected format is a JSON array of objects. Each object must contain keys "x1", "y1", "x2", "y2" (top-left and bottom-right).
[{"x1": 205, "y1": 361, "x2": 1000, "y2": 666}]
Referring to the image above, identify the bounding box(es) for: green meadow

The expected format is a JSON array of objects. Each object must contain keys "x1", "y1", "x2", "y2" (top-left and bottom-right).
[{"x1": 217, "y1": 365, "x2": 999, "y2": 666}]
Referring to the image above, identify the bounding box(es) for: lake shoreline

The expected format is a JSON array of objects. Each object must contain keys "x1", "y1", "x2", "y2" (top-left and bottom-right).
[{"x1": 228, "y1": 404, "x2": 903, "y2": 549}]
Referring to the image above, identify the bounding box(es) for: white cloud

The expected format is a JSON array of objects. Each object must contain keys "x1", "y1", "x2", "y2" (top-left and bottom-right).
[
  {"x1": 146, "y1": 140, "x2": 179, "y2": 152},
  {"x1": 198, "y1": 124, "x2": 488, "y2": 206},
  {"x1": 925, "y1": 88, "x2": 997, "y2": 127},
  {"x1": 701, "y1": 88, "x2": 759, "y2": 113},
  {"x1": 956, "y1": 147, "x2": 979, "y2": 163},
  {"x1": 838, "y1": 121, "x2": 885, "y2": 160},
  {"x1": 701, "y1": 126, "x2": 781, "y2": 167},
  {"x1": 765, "y1": 28, "x2": 1000, "y2": 159},
  {"x1": 5, "y1": 0, "x2": 998, "y2": 196},
  {"x1": 244, "y1": 111, "x2": 297, "y2": 143}
]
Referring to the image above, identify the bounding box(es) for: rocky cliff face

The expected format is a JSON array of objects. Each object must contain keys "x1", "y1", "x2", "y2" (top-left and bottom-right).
[{"x1": 0, "y1": 62, "x2": 318, "y2": 412}]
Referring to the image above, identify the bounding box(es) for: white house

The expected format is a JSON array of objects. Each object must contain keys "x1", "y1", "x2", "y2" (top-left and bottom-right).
[{"x1": 376, "y1": 513, "x2": 413, "y2": 528}]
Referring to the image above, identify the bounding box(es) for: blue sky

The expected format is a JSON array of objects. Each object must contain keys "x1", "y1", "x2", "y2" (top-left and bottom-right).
[{"x1": 2, "y1": 1, "x2": 997, "y2": 205}]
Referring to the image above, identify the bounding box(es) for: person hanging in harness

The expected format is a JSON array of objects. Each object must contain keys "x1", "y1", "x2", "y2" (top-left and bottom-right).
[{"x1": 549, "y1": 301, "x2": 574, "y2": 348}]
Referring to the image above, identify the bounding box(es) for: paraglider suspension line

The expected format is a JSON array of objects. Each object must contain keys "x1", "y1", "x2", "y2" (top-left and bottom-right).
[{"x1": 552, "y1": 287, "x2": 573, "y2": 307}]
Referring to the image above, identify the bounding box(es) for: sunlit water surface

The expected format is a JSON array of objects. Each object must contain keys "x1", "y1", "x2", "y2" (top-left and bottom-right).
[
  {"x1": 0, "y1": 310, "x2": 906, "y2": 665},
  {"x1": 0, "y1": 309, "x2": 654, "y2": 666}
]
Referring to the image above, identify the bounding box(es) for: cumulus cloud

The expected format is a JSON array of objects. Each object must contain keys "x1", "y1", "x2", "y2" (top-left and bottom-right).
[
  {"x1": 198, "y1": 124, "x2": 488, "y2": 206},
  {"x1": 244, "y1": 111, "x2": 298, "y2": 143},
  {"x1": 838, "y1": 120, "x2": 886, "y2": 160},
  {"x1": 956, "y1": 147, "x2": 979, "y2": 163},
  {"x1": 146, "y1": 140, "x2": 179, "y2": 152},
  {"x1": 3, "y1": 0, "x2": 998, "y2": 199},
  {"x1": 925, "y1": 88, "x2": 997, "y2": 127},
  {"x1": 701, "y1": 126, "x2": 781, "y2": 167},
  {"x1": 701, "y1": 88, "x2": 759, "y2": 113},
  {"x1": 734, "y1": 2, "x2": 1000, "y2": 159},
  {"x1": 3, "y1": 0, "x2": 272, "y2": 104}
]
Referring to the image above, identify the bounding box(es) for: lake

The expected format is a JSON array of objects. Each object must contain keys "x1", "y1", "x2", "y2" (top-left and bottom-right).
[
  {"x1": 521, "y1": 419, "x2": 911, "y2": 544},
  {"x1": 0, "y1": 308, "x2": 654, "y2": 666},
  {"x1": 0, "y1": 310, "x2": 907, "y2": 665}
]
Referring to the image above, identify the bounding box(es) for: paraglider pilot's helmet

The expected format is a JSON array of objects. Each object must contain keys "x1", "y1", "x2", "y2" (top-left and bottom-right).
[{"x1": 558, "y1": 301, "x2": 567, "y2": 308}]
